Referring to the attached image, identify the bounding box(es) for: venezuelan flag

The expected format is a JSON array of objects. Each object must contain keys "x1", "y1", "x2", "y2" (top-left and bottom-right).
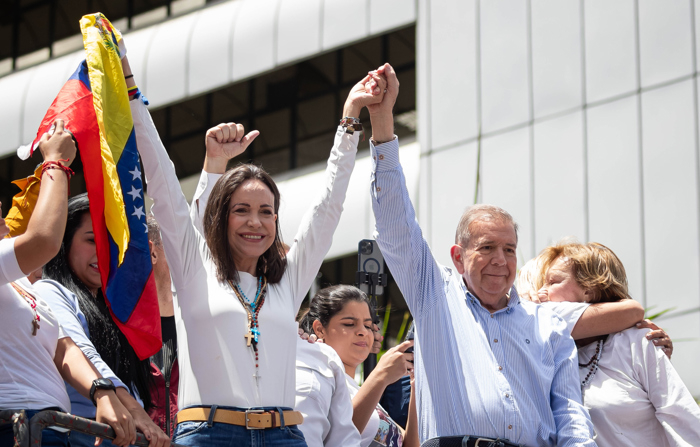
[{"x1": 25, "y1": 13, "x2": 161, "y2": 360}]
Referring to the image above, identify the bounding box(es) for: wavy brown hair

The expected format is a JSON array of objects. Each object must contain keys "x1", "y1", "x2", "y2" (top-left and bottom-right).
[
  {"x1": 203, "y1": 164, "x2": 287, "y2": 284},
  {"x1": 537, "y1": 241, "x2": 631, "y2": 303}
]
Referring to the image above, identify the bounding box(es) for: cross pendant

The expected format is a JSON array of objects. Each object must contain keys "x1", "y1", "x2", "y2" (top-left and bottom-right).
[
  {"x1": 244, "y1": 331, "x2": 254, "y2": 347},
  {"x1": 31, "y1": 319, "x2": 39, "y2": 336}
]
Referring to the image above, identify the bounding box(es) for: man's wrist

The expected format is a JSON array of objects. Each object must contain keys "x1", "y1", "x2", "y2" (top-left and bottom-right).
[{"x1": 369, "y1": 112, "x2": 394, "y2": 143}]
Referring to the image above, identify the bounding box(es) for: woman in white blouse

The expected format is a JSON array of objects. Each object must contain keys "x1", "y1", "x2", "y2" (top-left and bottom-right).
[
  {"x1": 123, "y1": 54, "x2": 386, "y2": 446},
  {"x1": 299, "y1": 285, "x2": 419, "y2": 447},
  {"x1": 0, "y1": 121, "x2": 135, "y2": 447},
  {"x1": 534, "y1": 242, "x2": 700, "y2": 447}
]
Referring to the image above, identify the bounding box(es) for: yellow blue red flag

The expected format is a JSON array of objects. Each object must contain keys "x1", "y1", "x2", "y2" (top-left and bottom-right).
[{"x1": 26, "y1": 13, "x2": 161, "y2": 360}]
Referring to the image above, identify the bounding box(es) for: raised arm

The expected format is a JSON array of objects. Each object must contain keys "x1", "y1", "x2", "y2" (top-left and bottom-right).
[
  {"x1": 368, "y1": 64, "x2": 443, "y2": 319},
  {"x1": 122, "y1": 57, "x2": 202, "y2": 292},
  {"x1": 283, "y1": 73, "x2": 386, "y2": 311},
  {"x1": 13, "y1": 120, "x2": 76, "y2": 274}
]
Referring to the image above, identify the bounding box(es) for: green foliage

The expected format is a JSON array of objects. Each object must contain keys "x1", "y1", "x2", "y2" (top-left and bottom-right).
[{"x1": 645, "y1": 306, "x2": 676, "y2": 321}]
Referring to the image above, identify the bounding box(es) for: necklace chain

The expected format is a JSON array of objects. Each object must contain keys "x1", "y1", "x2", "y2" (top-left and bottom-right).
[
  {"x1": 579, "y1": 339, "x2": 604, "y2": 392},
  {"x1": 11, "y1": 282, "x2": 41, "y2": 336},
  {"x1": 229, "y1": 276, "x2": 267, "y2": 350}
]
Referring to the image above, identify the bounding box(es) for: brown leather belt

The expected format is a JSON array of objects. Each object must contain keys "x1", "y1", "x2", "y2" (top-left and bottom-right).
[{"x1": 177, "y1": 407, "x2": 303, "y2": 429}]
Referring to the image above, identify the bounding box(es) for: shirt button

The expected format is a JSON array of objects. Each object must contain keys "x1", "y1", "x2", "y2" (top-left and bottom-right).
[
  {"x1": 508, "y1": 425, "x2": 512, "y2": 430},
  {"x1": 494, "y1": 339, "x2": 498, "y2": 343},
  {"x1": 505, "y1": 393, "x2": 509, "y2": 398},
  {"x1": 376, "y1": 187, "x2": 381, "y2": 192},
  {"x1": 490, "y1": 314, "x2": 494, "y2": 318},
  {"x1": 379, "y1": 154, "x2": 384, "y2": 160},
  {"x1": 498, "y1": 366, "x2": 503, "y2": 371}
]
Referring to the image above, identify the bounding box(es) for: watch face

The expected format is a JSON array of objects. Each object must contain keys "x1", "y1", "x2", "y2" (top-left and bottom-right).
[{"x1": 94, "y1": 378, "x2": 114, "y2": 388}]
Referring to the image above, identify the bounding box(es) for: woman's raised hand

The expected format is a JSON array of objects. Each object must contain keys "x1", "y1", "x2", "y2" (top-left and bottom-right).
[
  {"x1": 373, "y1": 339, "x2": 414, "y2": 386},
  {"x1": 203, "y1": 122, "x2": 260, "y2": 174},
  {"x1": 38, "y1": 119, "x2": 77, "y2": 166}
]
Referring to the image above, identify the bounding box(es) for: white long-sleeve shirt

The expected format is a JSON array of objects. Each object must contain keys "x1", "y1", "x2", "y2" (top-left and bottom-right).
[
  {"x1": 295, "y1": 338, "x2": 361, "y2": 447},
  {"x1": 131, "y1": 97, "x2": 358, "y2": 409},
  {"x1": 545, "y1": 301, "x2": 700, "y2": 446}
]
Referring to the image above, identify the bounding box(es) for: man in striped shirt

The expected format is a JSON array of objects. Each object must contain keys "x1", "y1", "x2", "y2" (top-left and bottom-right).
[{"x1": 366, "y1": 64, "x2": 596, "y2": 446}]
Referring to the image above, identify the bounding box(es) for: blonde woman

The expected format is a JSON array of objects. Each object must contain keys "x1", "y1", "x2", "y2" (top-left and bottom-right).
[{"x1": 532, "y1": 242, "x2": 700, "y2": 447}]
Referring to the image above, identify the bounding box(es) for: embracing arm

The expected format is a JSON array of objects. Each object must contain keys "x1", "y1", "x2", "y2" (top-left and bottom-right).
[{"x1": 570, "y1": 299, "x2": 645, "y2": 340}]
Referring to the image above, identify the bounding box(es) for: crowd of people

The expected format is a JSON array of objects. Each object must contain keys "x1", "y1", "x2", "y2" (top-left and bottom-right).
[{"x1": 2, "y1": 37, "x2": 700, "y2": 447}]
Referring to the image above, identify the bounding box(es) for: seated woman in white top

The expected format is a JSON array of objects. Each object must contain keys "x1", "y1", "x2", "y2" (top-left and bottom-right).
[
  {"x1": 0, "y1": 120, "x2": 135, "y2": 447},
  {"x1": 295, "y1": 287, "x2": 363, "y2": 447},
  {"x1": 122, "y1": 53, "x2": 387, "y2": 446},
  {"x1": 300, "y1": 285, "x2": 419, "y2": 447},
  {"x1": 532, "y1": 241, "x2": 700, "y2": 447}
]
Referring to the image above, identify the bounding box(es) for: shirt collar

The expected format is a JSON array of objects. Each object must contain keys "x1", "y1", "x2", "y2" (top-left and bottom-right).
[{"x1": 460, "y1": 279, "x2": 520, "y2": 315}]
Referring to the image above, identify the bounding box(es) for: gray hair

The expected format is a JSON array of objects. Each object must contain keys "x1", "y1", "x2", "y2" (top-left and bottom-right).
[
  {"x1": 455, "y1": 204, "x2": 519, "y2": 247},
  {"x1": 146, "y1": 214, "x2": 162, "y2": 246}
]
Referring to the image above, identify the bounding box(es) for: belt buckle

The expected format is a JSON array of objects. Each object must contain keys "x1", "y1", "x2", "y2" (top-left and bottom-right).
[
  {"x1": 474, "y1": 439, "x2": 493, "y2": 447},
  {"x1": 245, "y1": 409, "x2": 265, "y2": 430}
]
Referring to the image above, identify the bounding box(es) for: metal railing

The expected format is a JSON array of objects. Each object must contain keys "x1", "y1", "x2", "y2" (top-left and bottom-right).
[{"x1": 1, "y1": 410, "x2": 184, "y2": 447}]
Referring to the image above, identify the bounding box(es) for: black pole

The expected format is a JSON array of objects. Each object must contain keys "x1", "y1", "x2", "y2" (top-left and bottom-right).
[{"x1": 363, "y1": 279, "x2": 378, "y2": 378}]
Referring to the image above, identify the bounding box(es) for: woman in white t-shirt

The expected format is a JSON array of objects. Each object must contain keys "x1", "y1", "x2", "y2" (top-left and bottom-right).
[
  {"x1": 299, "y1": 285, "x2": 419, "y2": 447},
  {"x1": 533, "y1": 242, "x2": 700, "y2": 447},
  {"x1": 121, "y1": 53, "x2": 388, "y2": 446},
  {"x1": 0, "y1": 120, "x2": 135, "y2": 447}
]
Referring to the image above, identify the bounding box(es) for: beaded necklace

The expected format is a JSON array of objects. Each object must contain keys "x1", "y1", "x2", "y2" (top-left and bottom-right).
[
  {"x1": 579, "y1": 339, "x2": 604, "y2": 393},
  {"x1": 229, "y1": 276, "x2": 267, "y2": 385},
  {"x1": 11, "y1": 282, "x2": 41, "y2": 336}
]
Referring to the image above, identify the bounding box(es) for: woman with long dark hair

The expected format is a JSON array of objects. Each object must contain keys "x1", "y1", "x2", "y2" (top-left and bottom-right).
[
  {"x1": 123, "y1": 50, "x2": 386, "y2": 446},
  {"x1": 1, "y1": 120, "x2": 136, "y2": 447},
  {"x1": 35, "y1": 193, "x2": 170, "y2": 447}
]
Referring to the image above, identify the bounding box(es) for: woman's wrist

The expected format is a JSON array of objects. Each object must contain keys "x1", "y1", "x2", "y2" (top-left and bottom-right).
[{"x1": 342, "y1": 100, "x2": 361, "y2": 121}]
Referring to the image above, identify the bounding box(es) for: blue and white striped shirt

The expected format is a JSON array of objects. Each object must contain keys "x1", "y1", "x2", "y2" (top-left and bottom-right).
[{"x1": 370, "y1": 138, "x2": 596, "y2": 447}]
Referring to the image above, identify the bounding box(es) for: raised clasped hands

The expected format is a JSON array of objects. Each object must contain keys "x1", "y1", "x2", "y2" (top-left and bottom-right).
[
  {"x1": 203, "y1": 122, "x2": 260, "y2": 174},
  {"x1": 343, "y1": 70, "x2": 388, "y2": 118}
]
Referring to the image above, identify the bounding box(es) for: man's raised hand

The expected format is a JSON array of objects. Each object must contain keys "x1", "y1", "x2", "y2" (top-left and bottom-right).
[{"x1": 203, "y1": 122, "x2": 260, "y2": 174}]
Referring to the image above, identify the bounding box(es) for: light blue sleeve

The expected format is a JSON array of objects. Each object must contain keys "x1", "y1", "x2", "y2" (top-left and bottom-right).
[
  {"x1": 34, "y1": 280, "x2": 129, "y2": 417},
  {"x1": 370, "y1": 138, "x2": 444, "y2": 319},
  {"x1": 546, "y1": 312, "x2": 598, "y2": 447}
]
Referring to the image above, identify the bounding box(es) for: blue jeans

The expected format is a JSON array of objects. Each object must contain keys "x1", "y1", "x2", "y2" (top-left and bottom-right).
[
  {"x1": 0, "y1": 409, "x2": 69, "y2": 447},
  {"x1": 173, "y1": 407, "x2": 307, "y2": 447}
]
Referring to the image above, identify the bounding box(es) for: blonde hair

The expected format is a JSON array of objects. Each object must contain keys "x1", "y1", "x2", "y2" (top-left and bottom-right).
[{"x1": 537, "y1": 241, "x2": 631, "y2": 303}]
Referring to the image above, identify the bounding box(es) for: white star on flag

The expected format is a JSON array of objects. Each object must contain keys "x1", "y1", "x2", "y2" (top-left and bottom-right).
[
  {"x1": 132, "y1": 205, "x2": 145, "y2": 220},
  {"x1": 127, "y1": 185, "x2": 142, "y2": 201},
  {"x1": 129, "y1": 165, "x2": 142, "y2": 181}
]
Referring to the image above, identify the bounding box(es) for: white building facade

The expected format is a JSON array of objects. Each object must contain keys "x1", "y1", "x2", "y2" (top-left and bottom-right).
[{"x1": 1, "y1": 0, "x2": 698, "y2": 396}]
